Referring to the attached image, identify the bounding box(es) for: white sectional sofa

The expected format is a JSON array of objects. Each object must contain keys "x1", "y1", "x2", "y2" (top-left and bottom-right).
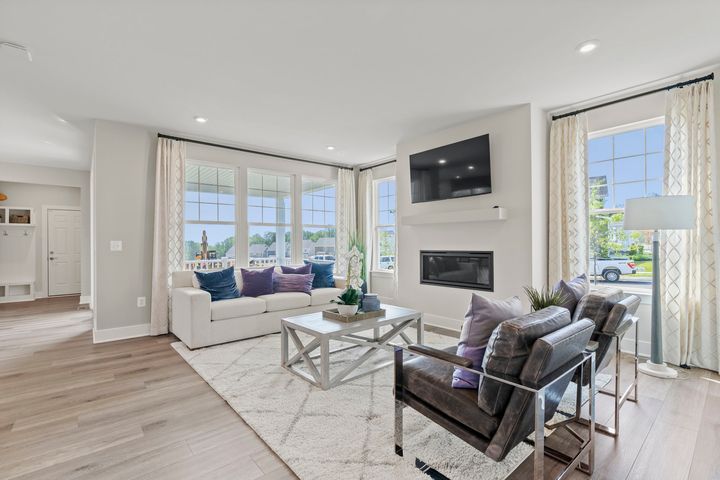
[{"x1": 170, "y1": 269, "x2": 345, "y2": 349}]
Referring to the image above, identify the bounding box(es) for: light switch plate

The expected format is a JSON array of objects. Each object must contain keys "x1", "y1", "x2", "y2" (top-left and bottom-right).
[
  {"x1": 137, "y1": 296, "x2": 146, "y2": 308},
  {"x1": 110, "y1": 240, "x2": 123, "y2": 252}
]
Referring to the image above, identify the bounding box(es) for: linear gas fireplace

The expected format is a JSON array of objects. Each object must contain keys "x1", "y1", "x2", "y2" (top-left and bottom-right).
[{"x1": 420, "y1": 250, "x2": 493, "y2": 291}]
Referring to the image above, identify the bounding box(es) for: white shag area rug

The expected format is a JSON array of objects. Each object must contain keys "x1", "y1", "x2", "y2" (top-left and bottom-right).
[{"x1": 172, "y1": 330, "x2": 600, "y2": 480}]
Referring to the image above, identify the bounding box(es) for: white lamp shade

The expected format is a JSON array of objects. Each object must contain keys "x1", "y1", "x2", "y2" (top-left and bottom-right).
[{"x1": 623, "y1": 195, "x2": 696, "y2": 230}]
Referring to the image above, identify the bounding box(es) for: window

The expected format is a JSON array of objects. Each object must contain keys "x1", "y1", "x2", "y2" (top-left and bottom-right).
[
  {"x1": 301, "y1": 178, "x2": 336, "y2": 263},
  {"x1": 374, "y1": 178, "x2": 396, "y2": 271},
  {"x1": 184, "y1": 164, "x2": 236, "y2": 270},
  {"x1": 588, "y1": 121, "x2": 664, "y2": 289},
  {"x1": 248, "y1": 171, "x2": 292, "y2": 266}
]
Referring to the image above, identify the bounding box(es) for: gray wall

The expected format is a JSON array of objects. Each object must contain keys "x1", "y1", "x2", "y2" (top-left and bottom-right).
[{"x1": 92, "y1": 120, "x2": 156, "y2": 331}]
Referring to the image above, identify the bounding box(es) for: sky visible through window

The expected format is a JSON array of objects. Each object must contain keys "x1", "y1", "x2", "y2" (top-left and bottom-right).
[{"x1": 588, "y1": 123, "x2": 664, "y2": 289}]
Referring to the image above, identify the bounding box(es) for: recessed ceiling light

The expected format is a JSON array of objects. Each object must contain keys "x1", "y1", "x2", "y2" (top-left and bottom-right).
[
  {"x1": 468, "y1": 165, "x2": 475, "y2": 170},
  {"x1": 194, "y1": 116, "x2": 208, "y2": 123},
  {"x1": 455, "y1": 175, "x2": 461, "y2": 179},
  {"x1": 577, "y1": 40, "x2": 599, "y2": 54},
  {"x1": 56, "y1": 115, "x2": 68, "y2": 124},
  {"x1": 438, "y1": 159, "x2": 447, "y2": 165},
  {"x1": 42, "y1": 140, "x2": 52, "y2": 145},
  {"x1": 326, "y1": 145, "x2": 335, "y2": 151}
]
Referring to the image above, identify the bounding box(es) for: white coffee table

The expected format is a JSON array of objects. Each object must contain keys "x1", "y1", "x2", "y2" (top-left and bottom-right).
[{"x1": 280, "y1": 304, "x2": 423, "y2": 390}]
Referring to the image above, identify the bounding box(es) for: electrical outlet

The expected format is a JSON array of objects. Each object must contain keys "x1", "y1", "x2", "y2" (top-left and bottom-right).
[
  {"x1": 137, "y1": 296, "x2": 146, "y2": 308},
  {"x1": 110, "y1": 240, "x2": 123, "y2": 252}
]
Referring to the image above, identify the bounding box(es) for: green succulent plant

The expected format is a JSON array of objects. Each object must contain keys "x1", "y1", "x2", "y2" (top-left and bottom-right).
[
  {"x1": 331, "y1": 288, "x2": 360, "y2": 306},
  {"x1": 523, "y1": 285, "x2": 570, "y2": 312}
]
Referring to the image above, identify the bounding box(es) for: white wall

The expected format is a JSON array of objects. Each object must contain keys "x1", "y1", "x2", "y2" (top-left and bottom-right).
[
  {"x1": 0, "y1": 181, "x2": 81, "y2": 296},
  {"x1": 0, "y1": 162, "x2": 91, "y2": 298},
  {"x1": 394, "y1": 105, "x2": 546, "y2": 330}
]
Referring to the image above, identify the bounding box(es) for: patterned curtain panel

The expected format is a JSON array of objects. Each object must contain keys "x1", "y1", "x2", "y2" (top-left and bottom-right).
[
  {"x1": 335, "y1": 168, "x2": 357, "y2": 280},
  {"x1": 662, "y1": 80, "x2": 720, "y2": 371},
  {"x1": 548, "y1": 114, "x2": 589, "y2": 285},
  {"x1": 357, "y1": 169, "x2": 374, "y2": 288},
  {"x1": 150, "y1": 138, "x2": 186, "y2": 335}
]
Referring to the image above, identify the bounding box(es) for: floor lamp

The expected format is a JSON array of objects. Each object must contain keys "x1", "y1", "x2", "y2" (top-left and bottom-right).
[{"x1": 623, "y1": 195, "x2": 696, "y2": 379}]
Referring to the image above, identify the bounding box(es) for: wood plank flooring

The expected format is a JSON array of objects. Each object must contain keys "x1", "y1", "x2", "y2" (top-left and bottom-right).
[
  {"x1": 0, "y1": 298, "x2": 293, "y2": 480},
  {"x1": 1, "y1": 298, "x2": 719, "y2": 479}
]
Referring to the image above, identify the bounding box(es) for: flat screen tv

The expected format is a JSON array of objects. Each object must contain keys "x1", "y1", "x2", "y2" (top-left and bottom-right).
[{"x1": 409, "y1": 134, "x2": 491, "y2": 203}]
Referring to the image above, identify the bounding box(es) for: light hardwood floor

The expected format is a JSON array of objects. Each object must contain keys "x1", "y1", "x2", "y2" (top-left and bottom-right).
[
  {"x1": 0, "y1": 298, "x2": 294, "y2": 480},
  {"x1": 1, "y1": 298, "x2": 719, "y2": 479}
]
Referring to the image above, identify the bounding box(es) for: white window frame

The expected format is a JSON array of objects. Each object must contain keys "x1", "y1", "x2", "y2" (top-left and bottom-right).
[
  {"x1": 587, "y1": 117, "x2": 664, "y2": 292},
  {"x1": 183, "y1": 160, "x2": 238, "y2": 270},
  {"x1": 300, "y1": 176, "x2": 337, "y2": 261},
  {"x1": 372, "y1": 176, "x2": 396, "y2": 272},
  {"x1": 247, "y1": 168, "x2": 294, "y2": 267}
]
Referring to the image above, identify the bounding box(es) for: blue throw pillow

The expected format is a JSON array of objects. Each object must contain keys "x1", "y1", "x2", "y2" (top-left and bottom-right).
[
  {"x1": 303, "y1": 260, "x2": 335, "y2": 289},
  {"x1": 194, "y1": 267, "x2": 241, "y2": 302}
]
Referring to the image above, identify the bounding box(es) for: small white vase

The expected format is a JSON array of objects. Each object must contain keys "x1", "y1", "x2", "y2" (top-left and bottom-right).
[{"x1": 337, "y1": 304, "x2": 359, "y2": 316}]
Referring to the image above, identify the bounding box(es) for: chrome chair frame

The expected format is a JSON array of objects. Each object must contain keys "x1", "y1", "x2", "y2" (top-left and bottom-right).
[
  {"x1": 394, "y1": 346, "x2": 596, "y2": 480},
  {"x1": 572, "y1": 315, "x2": 639, "y2": 437}
]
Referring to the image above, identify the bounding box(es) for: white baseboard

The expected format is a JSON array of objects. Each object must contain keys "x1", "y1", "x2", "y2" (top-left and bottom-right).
[
  {"x1": 621, "y1": 337, "x2": 651, "y2": 358},
  {"x1": 93, "y1": 323, "x2": 151, "y2": 343}
]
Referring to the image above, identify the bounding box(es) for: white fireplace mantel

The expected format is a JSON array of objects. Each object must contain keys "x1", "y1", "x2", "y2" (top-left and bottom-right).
[{"x1": 400, "y1": 207, "x2": 507, "y2": 226}]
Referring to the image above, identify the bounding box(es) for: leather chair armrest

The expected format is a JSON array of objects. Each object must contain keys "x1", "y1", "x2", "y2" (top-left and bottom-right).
[{"x1": 407, "y1": 344, "x2": 473, "y2": 368}]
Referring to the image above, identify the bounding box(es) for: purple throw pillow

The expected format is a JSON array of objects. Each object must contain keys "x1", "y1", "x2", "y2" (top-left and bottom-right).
[
  {"x1": 240, "y1": 267, "x2": 275, "y2": 297},
  {"x1": 281, "y1": 264, "x2": 312, "y2": 275},
  {"x1": 452, "y1": 294, "x2": 523, "y2": 389},
  {"x1": 553, "y1": 273, "x2": 589, "y2": 316},
  {"x1": 273, "y1": 273, "x2": 315, "y2": 294}
]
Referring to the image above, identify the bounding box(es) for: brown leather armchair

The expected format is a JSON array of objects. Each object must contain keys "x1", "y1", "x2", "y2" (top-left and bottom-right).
[{"x1": 394, "y1": 306, "x2": 597, "y2": 480}]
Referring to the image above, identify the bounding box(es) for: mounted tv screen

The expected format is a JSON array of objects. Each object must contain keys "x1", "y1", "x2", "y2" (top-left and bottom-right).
[{"x1": 409, "y1": 134, "x2": 491, "y2": 203}]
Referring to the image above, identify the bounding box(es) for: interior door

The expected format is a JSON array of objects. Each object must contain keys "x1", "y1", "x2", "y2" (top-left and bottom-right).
[{"x1": 48, "y1": 209, "x2": 82, "y2": 296}]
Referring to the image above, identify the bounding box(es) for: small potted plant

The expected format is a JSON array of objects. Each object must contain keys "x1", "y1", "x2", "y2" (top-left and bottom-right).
[
  {"x1": 332, "y1": 288, "x2": 361, "y2": 316},
  {"x1": 523, "y1": 285, "x2": 569, "y2": 312}
]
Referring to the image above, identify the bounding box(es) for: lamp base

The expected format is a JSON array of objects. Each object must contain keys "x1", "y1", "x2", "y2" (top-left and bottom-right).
[{"x1": 639, "y1": 360, "x2": 678, "y2": 379}]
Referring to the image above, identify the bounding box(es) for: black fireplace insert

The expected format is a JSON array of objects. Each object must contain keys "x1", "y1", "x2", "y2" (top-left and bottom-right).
[{"x1": 420, "y1": 250, "x2": 493, "y2": 291}]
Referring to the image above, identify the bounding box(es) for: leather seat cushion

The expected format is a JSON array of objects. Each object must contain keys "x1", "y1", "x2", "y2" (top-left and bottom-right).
[
  {"x1": 210, "y1": 297, "x2": 267, "y2": 321},
  {"x1": 258, "y1": 292, "x2": 311, "y2": 312},
  {"x1": 310, "y1": 287, "x2": 343, "y2": 306},
  {"x1": 402, "y1": 346, "x2": 501, "y2": 439}
]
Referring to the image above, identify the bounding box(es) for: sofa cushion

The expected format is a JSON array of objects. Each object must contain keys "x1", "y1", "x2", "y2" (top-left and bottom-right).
[
  {"x1": 478, "y1": 306, "x2": 571, "y2": 416},
  {"x1": 553, "y1": 273, "x2": 589, "y2": 315},
  {"x1": 310, "y1": 287, "x2": 344, "y2": 306},
  {"x1": 402, "y1": 346, "x2": 501, "y2": 439},
  {"x1": 259, "y1": 292, "x2": 312, "y2": 312},
  {"x1": 304, "y1": 260, "x2": 335, "y2": 288},
  {"x1": 281, "y1": 264, "x2": 312, "y2": 274},
  {"x1": 194, "y1": 267, "x2": 241, "y2": 302},
  {"x1": 210, "y1": 297, "x2": 267, "y2": 321},
  {"x1": 453, "y1": 294, "x2": 523, "y2": 389},
  {"x1": 241, "y1": 267, "x2": 275, "y2": 297}
]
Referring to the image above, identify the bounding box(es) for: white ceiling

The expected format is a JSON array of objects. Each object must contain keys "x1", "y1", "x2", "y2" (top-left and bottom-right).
[{"x1": 1, "y1": 0, "x2": 719, "y2": 170}]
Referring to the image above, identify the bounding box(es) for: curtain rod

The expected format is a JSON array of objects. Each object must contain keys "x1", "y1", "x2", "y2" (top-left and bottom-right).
[
  {"x1": 551, "y1": 73, "x2": 714, "y2": 121},
  {"x1": 157, "y1": 133, "x2": 353, "y2": 170},
  {"x1": 359, "y1": 159, "x2": 397, "y2": 172}
]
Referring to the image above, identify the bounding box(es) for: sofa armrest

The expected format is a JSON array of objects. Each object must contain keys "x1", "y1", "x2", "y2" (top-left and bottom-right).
[
  {"x1": 171, "y1": 287, "x2": 211, "y2": 349},
  {"x1": 408, "y1": 344, "x2": 473, "y2": 367},
  {"x1": 334, "y1": 276, "x2": 347, "y2": 289}
]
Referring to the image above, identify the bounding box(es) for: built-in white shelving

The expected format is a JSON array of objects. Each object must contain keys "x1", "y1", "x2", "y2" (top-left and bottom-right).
[
  {"x1": 401, "y1": 207, "x2": 507, "y2": 226},
  {"x1": 0, "y1": 206, "x2": 35, "y2": 303}
]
